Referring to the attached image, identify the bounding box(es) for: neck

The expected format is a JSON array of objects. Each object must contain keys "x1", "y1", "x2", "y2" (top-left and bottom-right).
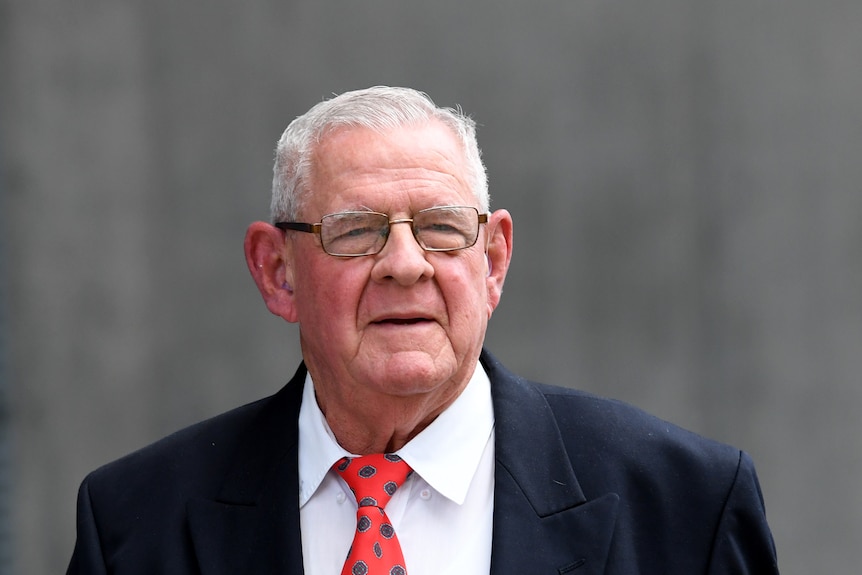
[{"x1": 313, "y1": 376, "x2": 469, "y2": 454}]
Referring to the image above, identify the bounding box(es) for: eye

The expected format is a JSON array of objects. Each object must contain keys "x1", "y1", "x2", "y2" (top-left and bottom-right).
[
  {"x1": 338, "y1": 225, "x2": 379, "y2": 239},
  {"x1": 417, "y1": 212, "x2": 471, "y2": 237},
  {"x1": 424, "y1": 221, "x2": 460, "y2": 233},
  {"x1": 321, "y1": 212, "x2": 389, "y2": 255}
]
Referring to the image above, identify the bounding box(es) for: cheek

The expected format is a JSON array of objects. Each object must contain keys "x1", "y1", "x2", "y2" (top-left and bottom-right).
[
  {"x1": 294, "y1": 259, "x2": 364, "y2": 324},
  {"x1": 440, "y1": 263, "x2": 488, "y2": 322}
]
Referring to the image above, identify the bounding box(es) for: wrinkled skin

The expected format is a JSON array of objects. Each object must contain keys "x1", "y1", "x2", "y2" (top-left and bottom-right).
[{"x1": 245, "y1": 121, "x2": 513, "y2": 453}]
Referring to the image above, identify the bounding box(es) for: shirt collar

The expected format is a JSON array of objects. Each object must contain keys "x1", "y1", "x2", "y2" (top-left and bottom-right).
[{"x1": 298, "y1": 363, "x2": 495, "y2": 507}]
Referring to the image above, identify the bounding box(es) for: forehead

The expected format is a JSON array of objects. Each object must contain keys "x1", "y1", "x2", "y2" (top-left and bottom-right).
[{"x1": 306, "y1": 121, "x2": 474, "y2": 214}]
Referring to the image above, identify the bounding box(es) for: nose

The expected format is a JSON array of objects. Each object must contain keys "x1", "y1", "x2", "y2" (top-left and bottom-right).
[{"x1": 370, "y1": 220, "x2": 434, "y2": 285}]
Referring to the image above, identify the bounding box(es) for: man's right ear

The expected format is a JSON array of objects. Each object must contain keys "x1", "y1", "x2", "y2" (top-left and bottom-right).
[{"x1": 244, "y1": 221, "x2": 299, "y2": 323}]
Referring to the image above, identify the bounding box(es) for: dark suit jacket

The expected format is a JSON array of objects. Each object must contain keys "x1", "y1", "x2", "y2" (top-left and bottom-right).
[{"x1": 68, "y1": 350, "x2": 778, "y2": 574}]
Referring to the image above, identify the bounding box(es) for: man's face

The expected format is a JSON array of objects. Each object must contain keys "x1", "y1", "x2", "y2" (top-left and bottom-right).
[{"x1": 284, "y1": 121, "x2": 500, "y2": 405}]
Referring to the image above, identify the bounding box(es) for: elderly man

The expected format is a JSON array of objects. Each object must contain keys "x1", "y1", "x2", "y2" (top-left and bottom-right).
[{"x1": 68, "y1": 87, "x2": 778, "y2": 574}]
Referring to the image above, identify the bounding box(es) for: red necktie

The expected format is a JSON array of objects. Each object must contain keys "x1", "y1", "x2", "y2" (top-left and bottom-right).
[{"x1": 333, "y1": 453, "x2": 413, "y2": 575}]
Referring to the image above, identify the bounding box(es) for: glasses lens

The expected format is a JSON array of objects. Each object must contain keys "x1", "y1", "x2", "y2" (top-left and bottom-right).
[
  {"x1": 320, "y1": 212, "x2": 388, "y2": 256},
  {"x1": 414, "y1": 206, "x2": 480, "y2": 251}
]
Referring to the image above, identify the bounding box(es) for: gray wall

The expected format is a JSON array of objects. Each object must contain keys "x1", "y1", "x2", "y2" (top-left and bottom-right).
[{"x1": 3, "y1": 1, "x2": 861, "y2": 573}]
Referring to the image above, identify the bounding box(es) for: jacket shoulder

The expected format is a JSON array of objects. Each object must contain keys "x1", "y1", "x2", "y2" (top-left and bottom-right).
[
  {"x1": 82, "y1": 363, "x2": 306, "y2": 507},
  {"x1": 534, "y1": 382, "x2": 744, "y2": 489},
  {"x1": 484, "y1": 349, "x2": 777, "y2": 572},
  {"x1": 85, "y1": 393, "x2": 276, "y2": 503}
]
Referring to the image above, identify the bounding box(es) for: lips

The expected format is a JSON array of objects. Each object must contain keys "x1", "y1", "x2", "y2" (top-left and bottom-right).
[
  {"x1": 370, "y1": 312, "x2": 436, "y2": 326},
  {"x1": 377, "y1": 318, "x2": 428, "y2": 325}
]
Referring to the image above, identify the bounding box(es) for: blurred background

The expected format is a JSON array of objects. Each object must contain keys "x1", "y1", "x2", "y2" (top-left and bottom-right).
[{"x1": 2, "y1": 1, "x2": 861, "y2": 573}]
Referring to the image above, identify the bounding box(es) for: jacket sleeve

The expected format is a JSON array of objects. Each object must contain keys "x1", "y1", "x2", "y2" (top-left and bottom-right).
[
  {"x1": 706, "y1": 451, "x2": 779, "y2": 574},
  {"x1": 67, "y1": 478, "x2": 109, "y2": 575}
]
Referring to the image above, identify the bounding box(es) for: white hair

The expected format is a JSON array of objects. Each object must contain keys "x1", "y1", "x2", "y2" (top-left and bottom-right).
[{"x1": 271, "y1": 86, "x2": 489, "y2": 221}]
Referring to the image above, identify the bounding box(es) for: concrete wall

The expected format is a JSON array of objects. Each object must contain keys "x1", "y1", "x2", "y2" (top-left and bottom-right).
[{"x1": 2, "y1": 1, "x2": 860, "y2": 573}]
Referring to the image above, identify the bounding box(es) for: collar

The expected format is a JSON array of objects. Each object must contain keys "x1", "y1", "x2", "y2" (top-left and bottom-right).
[{"x1": 298, "y1": 363, "x2": 495, "y2": 506}]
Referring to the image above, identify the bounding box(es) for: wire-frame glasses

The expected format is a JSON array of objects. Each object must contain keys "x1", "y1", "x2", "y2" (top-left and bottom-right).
[{"x1": 275, "y1": 205, "x2": 488, "y2": 257}]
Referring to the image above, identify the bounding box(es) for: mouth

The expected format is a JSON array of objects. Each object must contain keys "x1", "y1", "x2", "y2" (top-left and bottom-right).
[
  {"x1": 371, "y1": 312, "x2": 436, "y2": 327},
  {"x1": 374, "y1": 317, "x2": 432, "y2": 326}
]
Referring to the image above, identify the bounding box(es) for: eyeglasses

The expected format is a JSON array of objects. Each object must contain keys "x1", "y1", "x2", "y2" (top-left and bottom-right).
[{"x1": 276, "y1": 205, "x2": 488, "y2": 257}]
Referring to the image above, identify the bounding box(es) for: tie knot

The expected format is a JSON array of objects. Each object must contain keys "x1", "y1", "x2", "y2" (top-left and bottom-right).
[{"x1": 333, "y1": 454, "x2": 412, "y2": 508}]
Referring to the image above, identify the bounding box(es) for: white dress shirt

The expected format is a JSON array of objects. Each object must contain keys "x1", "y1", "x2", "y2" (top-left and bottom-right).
[{"x1": 298, "y1": 364, "x2": 496, "y2": 575}]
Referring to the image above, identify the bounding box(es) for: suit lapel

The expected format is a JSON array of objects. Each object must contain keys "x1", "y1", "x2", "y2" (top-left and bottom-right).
[
  {"x1": 484, "y1": 351, "x2": 619, "y2": 574},
  {"x1": 187, "y1": 366, "x2": 308, "y2": 575}
]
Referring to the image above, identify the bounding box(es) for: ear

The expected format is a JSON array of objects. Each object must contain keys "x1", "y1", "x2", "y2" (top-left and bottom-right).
[
  {"x1": 244, "y1": 221, "x2": 299, "y2": 323},
  {"x1": 484, "y1": 209, "x2": 514, "y2": 317}
]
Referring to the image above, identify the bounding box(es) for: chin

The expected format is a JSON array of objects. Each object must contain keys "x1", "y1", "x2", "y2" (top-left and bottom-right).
[{"x1": 362, "y1": 349, "x2": 458, "y2": 395}]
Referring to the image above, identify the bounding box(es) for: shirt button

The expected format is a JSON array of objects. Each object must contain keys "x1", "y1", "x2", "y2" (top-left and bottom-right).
[
  {"x1": 420, "y1": 488, "x2": 432, "y2": 500},
  {"x1": 336, "y1": 491, "x2": 346, "y2": 504}
]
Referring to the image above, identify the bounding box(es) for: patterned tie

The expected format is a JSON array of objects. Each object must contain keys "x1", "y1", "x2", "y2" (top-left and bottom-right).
[{"x1": 333, "y1": 453, "x2": 413, "y2": 575}]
